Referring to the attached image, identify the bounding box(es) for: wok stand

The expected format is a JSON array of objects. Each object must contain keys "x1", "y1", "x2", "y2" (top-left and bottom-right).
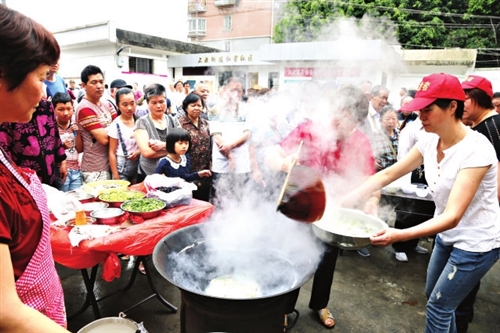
[{"x1": 68, "y1": 255, "x2": 177, "y2": 320}]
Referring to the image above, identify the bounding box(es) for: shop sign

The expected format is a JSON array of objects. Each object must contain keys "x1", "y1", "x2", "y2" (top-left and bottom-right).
[
  {"x1": 284, "y1": 67, "x2": 360, "y2": 78},
  {"x1": 197, "y1": 54, "x2": 254, "y2": 65}
]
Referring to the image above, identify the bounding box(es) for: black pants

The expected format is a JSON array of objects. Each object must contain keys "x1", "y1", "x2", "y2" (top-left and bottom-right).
[
  {"x1": 392, "y1": 211, "x2": 427, "y2": 252},
  {"x1": 285, "y1": 244, "x2": 340, "y2": 313}
]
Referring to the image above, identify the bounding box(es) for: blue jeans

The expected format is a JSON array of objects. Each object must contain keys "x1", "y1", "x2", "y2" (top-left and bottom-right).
[
  {"x1": 56, "y1": 169, "x2": 83, "y2": 192},
  {"x1": 116, "y1": 156, "x2": 139, "y2": 183},
  {"x1": 425, "y1": 235, "x2": 500, "y2": 333}
]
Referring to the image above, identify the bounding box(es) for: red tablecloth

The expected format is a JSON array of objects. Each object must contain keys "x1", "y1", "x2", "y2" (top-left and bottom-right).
[{"x1": 51, "y1": 199, "x2": 214, "y2": 281}]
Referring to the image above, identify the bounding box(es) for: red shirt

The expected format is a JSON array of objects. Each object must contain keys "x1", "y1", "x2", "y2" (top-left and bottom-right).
[
  {"x1": 0, "y1": 162, "x2": 42, "y2": 280},
  {"x1": 280, "y1": 120, "x2": 375, "y2": 177}
]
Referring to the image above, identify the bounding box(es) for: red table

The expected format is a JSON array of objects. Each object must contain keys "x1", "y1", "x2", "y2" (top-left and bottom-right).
[{"x1": 50, "y1": 197, "x2": 214, "y2": 319}]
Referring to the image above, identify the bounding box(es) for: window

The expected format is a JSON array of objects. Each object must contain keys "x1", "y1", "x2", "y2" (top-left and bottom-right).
[
  {"x1": 188, "y1": 18, "x2": 206, "y2": 36},
  {"x1": 223, "y1": 15, "x2": 232, "y2": 31},
  {"x1": 129, "y1": 57, "x2": 153, "y2": 74}
]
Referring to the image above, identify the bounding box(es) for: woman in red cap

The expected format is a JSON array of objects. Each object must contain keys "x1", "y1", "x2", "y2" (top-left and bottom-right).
[
  {"x1": 343, "y1": 73, "x2": 500, "y2": 333},
  {"x1": 455, "y1": 75, "x2": 500, "y2": 332}
]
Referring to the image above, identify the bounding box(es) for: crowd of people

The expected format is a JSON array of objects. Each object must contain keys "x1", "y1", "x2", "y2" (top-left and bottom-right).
[{"x1": 2, "y1": 4, "x2": 500, "y2": 333}]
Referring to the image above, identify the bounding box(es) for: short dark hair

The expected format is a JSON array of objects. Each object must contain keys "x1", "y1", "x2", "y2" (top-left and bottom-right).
[
  {"x1": 434, "y1": 99, "x2": 465, "y2": 119},
  {"x1": 464, "y1": 88, "x2": 494, "y2": 110},
  {"x1": 335, "y1": 84, "x2": 369, "y2": 124},
  {"x1": 0, "y1": 5, "x2": 60, "y2": 91},
  {"x1": 493, "y1": 92, "x2": 500, "y2": 99},
  {"x1": 144, "y1": 83, "x2": 167, "y2": 102},
  {"x1": 166, "y1": 128, "x2": 191, "y2": 154},
  {"x1": 51, "y1": 92, "x2": 72, "y2": 107},
  {"x1": 407, "y1": 89, "x2": 417, "y2": 98},
  {"x1": 80, "y1": 65, "x2": 103, "y2": 84},
  {"x1": 182, "y1": 93, "x2": 202, "y2": 111},
  {"x1": 379, "y1": 105, "x2": 397, "y2": 121},
  {"x1": 115, "y1": 87, "x2": 134, "y2": 106}
]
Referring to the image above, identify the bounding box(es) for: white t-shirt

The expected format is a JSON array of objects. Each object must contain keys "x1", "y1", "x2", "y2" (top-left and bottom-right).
[
  {"x1": 108, "y1": 118, "x2": 138, "y2": 157},
  {"x1": 418, "y1": 128, "x2": 500, "y2": 252},
  {"x1": 209, "y1": 104, "x2": 251, "y2": 174}
]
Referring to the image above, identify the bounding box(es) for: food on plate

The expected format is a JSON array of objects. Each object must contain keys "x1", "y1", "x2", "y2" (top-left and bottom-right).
[
  {"x1": 317, "y1": 218, "x2": 381, "y2": 238},
  {"x1": 205, "y1": 275, "x2": 261, "y2": 298},
  {"x1": 99, "y1": 191, "x2": 145, "y2": 202},
  {"x1": 121, "y1": 198, "x2": 165, "y2": 212}
]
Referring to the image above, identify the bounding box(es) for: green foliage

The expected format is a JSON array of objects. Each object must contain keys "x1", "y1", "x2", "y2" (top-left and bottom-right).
[{"x1": 273, "y1": 0, "x2": 500, "y2": 67}]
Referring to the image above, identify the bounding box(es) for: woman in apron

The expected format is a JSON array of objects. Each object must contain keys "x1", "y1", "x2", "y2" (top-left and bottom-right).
[{"x1": 0, "y1": 5, "x2": 69, "y2": 332}]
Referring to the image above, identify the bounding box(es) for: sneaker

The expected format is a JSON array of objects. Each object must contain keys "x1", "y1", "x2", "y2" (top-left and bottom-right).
[
  {"x1": 414, "y1": 245, "x2": 428, "y2": 254},
  {"x1": 395, "y1": 252, "x2": 408, "y2": 262},
  {"x1": 357, "y1": 248, "x2": 371, "y2": 257}
]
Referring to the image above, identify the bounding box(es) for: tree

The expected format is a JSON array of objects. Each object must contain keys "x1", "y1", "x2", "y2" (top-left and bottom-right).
[{"x1": 273, "y1": 0, "x2": 500, "y2": 67}]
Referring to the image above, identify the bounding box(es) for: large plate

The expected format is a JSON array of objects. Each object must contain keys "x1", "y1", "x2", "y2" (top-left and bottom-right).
[
  {"x1": 312, "y1": 208, "x2": 387, "y2": 250},
  {"x1": 82, "y1": 180, "x2": 130, "y2": 196}
]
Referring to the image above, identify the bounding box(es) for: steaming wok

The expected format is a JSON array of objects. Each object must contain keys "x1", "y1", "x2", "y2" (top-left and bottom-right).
[
  {"x1": 153, "y1": 224, "x2": 317, "y2": 300},
  {"x1": 312, "y1": 208, "x2": 387, "y2": 250}
]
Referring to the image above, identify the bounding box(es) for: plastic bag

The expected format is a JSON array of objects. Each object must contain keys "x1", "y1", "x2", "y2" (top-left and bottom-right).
[{"x1": 144, "y1": 174, "x2": 195, "y2": 208}]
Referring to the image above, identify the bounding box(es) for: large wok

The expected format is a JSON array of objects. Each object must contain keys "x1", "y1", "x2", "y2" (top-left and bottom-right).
[
  {"x1": 313, "y1": 208, "x2": 387, "y2": 250},
  {"x1": 153, "y1": 224, "x2": 317, "y2": 300}
]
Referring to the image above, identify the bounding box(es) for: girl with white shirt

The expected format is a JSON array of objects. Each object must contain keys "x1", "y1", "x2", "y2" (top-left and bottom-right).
[
  {"x1": 108, "y1": 88, "x2": 140, "y2": 183},
  {"x1": 342, "y1": 73, "x2": 500, "y2": 333}
]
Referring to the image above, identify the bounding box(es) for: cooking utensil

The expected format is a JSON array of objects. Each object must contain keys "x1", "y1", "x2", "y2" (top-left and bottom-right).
[
  {"x1": 66, "y1": 190, "x2": 95, "y2": 204},
  {"x1": 312, "y1": 208, "x2": 387, "y2": 250},
  {"x1": 90, "y1": 208, "x2": 125, "y2": 225},
  {"x1": 153, "y1": 224, "x2": 316, "y2": 300},
  {"x1": 82, "y1": 202, "x2": 109, "y2": 216}
]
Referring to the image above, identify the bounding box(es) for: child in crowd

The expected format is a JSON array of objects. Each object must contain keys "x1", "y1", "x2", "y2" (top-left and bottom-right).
[
  {"x1": 53, "y1": 92, "x2": 83, "y2": 191},
  {"x1": 155, "y1": 128, "x2": 211, "y2": 181},
  {"x1": 108, "y1": 88, "x2": 140, "y2": 184}
]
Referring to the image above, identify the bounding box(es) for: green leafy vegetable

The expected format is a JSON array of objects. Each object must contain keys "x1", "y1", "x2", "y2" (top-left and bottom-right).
[
  {"x1": 99, "y1": 191, "x2": 145, "y2": 202},
  {"x1": 122, "y1": 198, "x2": 165, "y2": 212}
]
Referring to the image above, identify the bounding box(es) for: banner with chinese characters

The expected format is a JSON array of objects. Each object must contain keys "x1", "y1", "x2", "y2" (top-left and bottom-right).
[
  {"x1": 284, "y1": 67, "x2": 360, "y2": 78},
  {"x1": 197, "y1": 54, "x2": 254, "y2": 65}
]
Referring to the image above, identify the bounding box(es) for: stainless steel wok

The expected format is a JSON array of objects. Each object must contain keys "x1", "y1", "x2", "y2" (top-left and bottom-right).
[
  {"x1": 312, "y1": 208, "x2": 387, "y2": 250},
  {"x1": 153, "y1": 224, "x2": 317, "y2": 300}
]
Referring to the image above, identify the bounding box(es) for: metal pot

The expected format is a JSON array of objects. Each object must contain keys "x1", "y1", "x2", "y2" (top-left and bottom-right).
[
  {"x1": 90, "y1": 208, "x2": 124, "y2": 225},
  {"x1": 153, "y1": 224, "x2": 316, "y2": 300},
  {"x1": 77, "y1": 316, "x2": 139, "y2": 333},
  {"x1": 121, "y1": 198, "x2": 166, "y2": 220},
  {"x1": 312, "y1": 208, "x2": 387, "y2": 250}
]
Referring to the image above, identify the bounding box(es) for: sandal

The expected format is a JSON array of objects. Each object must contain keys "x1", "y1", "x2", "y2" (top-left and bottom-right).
[{"x1": 317, "y1": 308, "x2": 335, "y2": 328}]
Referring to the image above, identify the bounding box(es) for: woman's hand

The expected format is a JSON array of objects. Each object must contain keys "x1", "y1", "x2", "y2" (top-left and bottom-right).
[
  {"x1": 149, "y1": 139, "x2": 164, "y2": 152},
  {"x1": 370, "y1": 228, "x2": 401, "y2": 247},
  {"x1": 198, "y1": 169, "x2": 212, "y2": 178},
  {"x1": 128, "y1": 150, "x2": 141, "y2": 161}
]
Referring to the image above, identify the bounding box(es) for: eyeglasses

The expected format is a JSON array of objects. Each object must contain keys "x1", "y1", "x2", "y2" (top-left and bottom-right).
[{"x1": 377, "y1": 95, "x2": 389, "y2": 101}]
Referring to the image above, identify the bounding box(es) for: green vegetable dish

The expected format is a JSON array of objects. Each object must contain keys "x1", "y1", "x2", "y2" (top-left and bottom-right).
[
  {"x1": 99, "y1": 191, "x2": 145, "y2": 202},
  {"x1": 122, "y1": 198, "x2": 165, "y2": 212}
]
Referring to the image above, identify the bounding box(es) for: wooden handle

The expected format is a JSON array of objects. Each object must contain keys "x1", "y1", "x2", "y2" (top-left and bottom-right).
[{"x1": 277, "y1": 141, "x2": 303, "y2": 209}]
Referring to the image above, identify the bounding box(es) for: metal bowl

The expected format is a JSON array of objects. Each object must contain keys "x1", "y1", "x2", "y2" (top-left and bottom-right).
[
  {"x1": 312, "y1": 208, "x2": 387, "y2": 250},
  {"x1": 90, "y1": 208, "x2": 125, "y2": 225},
  {"x1": 98, "y1": 190, "x2": 145, "y2": 208},
  {"x1": 121, "y1": 198, "x2": 166, "y2": 220},
  {"x1": 82, "y1": 202, "x2": 109, "y2": 216},
  {"x1": 66, "y1": 190, "x2": 95, "y2": 204}
]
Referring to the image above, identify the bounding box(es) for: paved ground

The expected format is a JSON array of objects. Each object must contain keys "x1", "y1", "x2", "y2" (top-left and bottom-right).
[{"x1": 60, "y1": 238, "x2": 500, "y2": 333}]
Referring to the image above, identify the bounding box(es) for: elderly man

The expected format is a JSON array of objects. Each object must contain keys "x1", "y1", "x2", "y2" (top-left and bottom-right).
[
  {"x1": 194, "y1": 82, "x2": 211, "y2": 119},
  {"x1": 367, "y1": 85, "x2": 390, "y2": 131}
]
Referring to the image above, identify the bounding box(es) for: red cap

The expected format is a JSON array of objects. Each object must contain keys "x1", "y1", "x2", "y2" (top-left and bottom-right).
[
  {"x1": 400, "y1": 73, "x2": 466, "y2": 112},
  {"x1": 461, "y1": 75, "x2": 494, "y2": 98}
]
